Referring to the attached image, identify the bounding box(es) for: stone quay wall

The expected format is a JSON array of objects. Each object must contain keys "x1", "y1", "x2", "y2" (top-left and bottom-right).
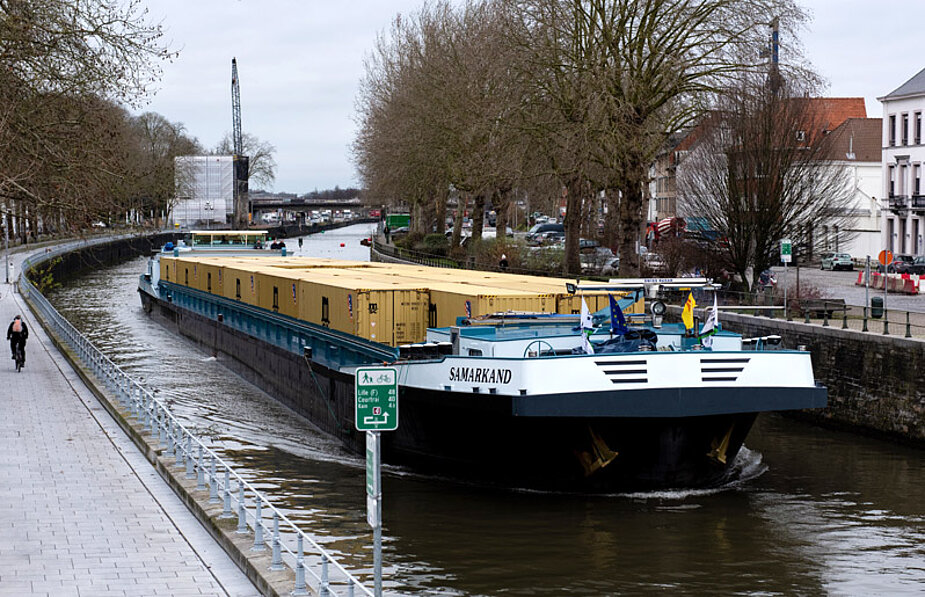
[{"x1": 716, "y1": 311, "x2": 924, "y2": 445}]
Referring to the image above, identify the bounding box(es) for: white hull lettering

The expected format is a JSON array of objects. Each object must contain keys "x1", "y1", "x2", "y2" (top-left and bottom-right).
[{"x1": 449, "y1": 367, "x2": 512, "y2": 385}]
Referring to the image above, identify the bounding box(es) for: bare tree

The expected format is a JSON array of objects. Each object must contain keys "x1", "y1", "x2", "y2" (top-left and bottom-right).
[
  {"x1": 0, "y1": 0, "x2": 176, "y2": 234},
  {"x1": 678, "y1": 77, "x2": 856, "y2": 290},
  {"x1": 213, "y1": 132, "x2": 277, "y2": 189}
]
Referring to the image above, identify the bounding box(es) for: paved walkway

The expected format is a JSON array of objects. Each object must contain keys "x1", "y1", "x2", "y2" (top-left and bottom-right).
[{"x1": 0, "y1": 251, "x2": 259, "y2": 596}]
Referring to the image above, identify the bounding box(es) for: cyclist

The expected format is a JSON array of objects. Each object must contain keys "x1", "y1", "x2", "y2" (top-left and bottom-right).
[{"x1": 7, "y1": 315, "x2": 28, "y2": 366}]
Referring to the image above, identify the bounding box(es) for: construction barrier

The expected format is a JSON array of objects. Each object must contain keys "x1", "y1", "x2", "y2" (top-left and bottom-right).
[{"x1": 856, "y1": 271, "x2": 923, "y2": 294}]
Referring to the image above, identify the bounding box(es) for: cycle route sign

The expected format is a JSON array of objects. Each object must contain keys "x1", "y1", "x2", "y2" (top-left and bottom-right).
[{"x1": 355, "y1": 367, "x2": 399, "y2": 432}]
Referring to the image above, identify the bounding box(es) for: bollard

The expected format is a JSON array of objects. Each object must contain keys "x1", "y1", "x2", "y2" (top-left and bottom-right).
[
  {"x1": 293, "y1": 535, "x2": 308, "y2": 596},
  {"x1": 270, "y1": 513, "x2": 284, "y2": 570},
  {"x1": 804, "y1": 308, "x2": 810, "y2": 324},
  {"x1": 252, "y1": 497, "x2": 266, "y2": 551},
  {"x1": 320, "y1": 553, "x2": 330, "y2": 597},
  {"x1": 883, "y1": 310, "x2": 890, "y2": 335},
  {"x1": 862, "y1": 307, "x2": 869, "y2": 332},
  {"x1": 196, "y1": 445, "x2": 206, "y2": 491},
  {"x1": 822, "y1": 305, "x2": 829, "y2": 327},
  {"x1": 906, "y1": 311, "x2": 912, "y2": 338},
  {"x1": 842, "y1": 312, "x2": 848, "y2": 330},
  {"x1": 220, "y1": 470, "x2": 234, "y2": 518},
  {"x1": 236, "y1": 484, "x2": 248, "y2": 534},
  {"x1": 209, "y1": 455, "x2": 220, "y2": 503}
]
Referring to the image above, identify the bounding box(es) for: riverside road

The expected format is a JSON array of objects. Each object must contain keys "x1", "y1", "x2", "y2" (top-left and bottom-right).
[{"x1": 37, "y1": 224, "x2": 925, "y2": 596}]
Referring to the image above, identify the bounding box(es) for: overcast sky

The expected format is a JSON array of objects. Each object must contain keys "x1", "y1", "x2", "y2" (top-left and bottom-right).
[{"x1": 137, "y1": 0, "x2": 925, "y2": 194}]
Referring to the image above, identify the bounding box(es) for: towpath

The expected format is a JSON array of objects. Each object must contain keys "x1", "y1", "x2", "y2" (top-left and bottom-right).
[{"x1": 0, "y1": 247, "x2": 259, "y2": 596}]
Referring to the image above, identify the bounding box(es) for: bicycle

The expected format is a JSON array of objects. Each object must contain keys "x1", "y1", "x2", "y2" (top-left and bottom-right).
[{"x1": 13, "y1": 344, "x2": 24, "y2": 372}]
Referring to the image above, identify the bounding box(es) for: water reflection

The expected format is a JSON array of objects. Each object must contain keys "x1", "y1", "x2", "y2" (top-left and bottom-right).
[{"x1": 44, "y1": 224, "x2": 925, "y2": 595}]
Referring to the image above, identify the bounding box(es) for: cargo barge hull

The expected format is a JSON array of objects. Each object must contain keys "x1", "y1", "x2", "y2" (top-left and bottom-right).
[{"x1": 141, "y1": 282, "x2": 769, "y2": 491}]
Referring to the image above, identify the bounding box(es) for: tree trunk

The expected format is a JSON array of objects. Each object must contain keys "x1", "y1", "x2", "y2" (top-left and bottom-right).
[
  {"x1": 470, "y1": 194, "x2": 485, "y2": 245},
  {"x1": 617, "y1": 162, "x2": 646, "y2": 277},
  {"x1": 564, "y1": 177, "x2": 584, "y2": 275},
  {"x1": 494, "y1": 187, "x2": 511, "y2": 244},
  {"x1": 450, "y1": 194, "x2": 467, "y2": 256},
  {"x1": 435, "y1": 188, "x2": 447, "y2": 235},
  {"x1": 603, "y1": 188, "x2": 621, "y2": 253}
]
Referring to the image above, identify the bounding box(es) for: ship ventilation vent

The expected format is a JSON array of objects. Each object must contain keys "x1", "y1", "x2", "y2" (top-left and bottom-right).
[
  {"x1": 595, "y1": 359, "x2": 648, "y2": 384},
  {"x1": 700, "y1": 357, "x2": 749, "y2": 382}
]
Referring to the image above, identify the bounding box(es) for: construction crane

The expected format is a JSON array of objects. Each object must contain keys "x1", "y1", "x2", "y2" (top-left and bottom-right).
[{"x1": 231, "y1": 58, "x2": 249, "y2": 227}]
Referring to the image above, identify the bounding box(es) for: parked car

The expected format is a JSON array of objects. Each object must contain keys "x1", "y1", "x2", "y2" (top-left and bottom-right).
[
  {"x1": 580, "y1": 247, "x2": 616, "y2": 272},
  {"x1": 641, "y1": 252, "x2": 667, "y2": 274},
  {"x1": 902, "y1": 256, "x2": 925, "y2": 275},
  {"x1": 526, "y1": 222, "x2": 565, "y2": 244},
  {"x1": 879, "y1": 253, "x2": 914, "y2": 273},
  {"x1": 821, "y1": 253, "x2": 854, "y2": 271}
]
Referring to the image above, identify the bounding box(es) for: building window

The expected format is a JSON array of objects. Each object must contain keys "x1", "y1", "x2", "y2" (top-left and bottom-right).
[
  {"x1": 902, "y1": 114, "x2": 909, "y2": 145},
  {"x1": 917, "y1": 112, "x2": 923, "y2": 145},
  {"x1": 889, "y1": 115, "x2": 896, "y2": 146},
  {"x1": 916, "y1": 165, "x2": 922, "y2": 196},
  {"x1": 889, "y1": 166, "x2": 895, "y2": 197}
]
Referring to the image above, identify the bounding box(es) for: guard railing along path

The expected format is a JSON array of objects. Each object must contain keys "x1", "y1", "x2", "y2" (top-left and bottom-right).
[{"x1": 19, "y1": 234, "x2": 374, "y2": 597}]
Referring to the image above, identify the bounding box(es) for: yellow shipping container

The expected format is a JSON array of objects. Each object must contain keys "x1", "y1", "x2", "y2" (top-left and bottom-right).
[
  {"x1": 427, "y1": 282, "x2": 556, "y2": 327},
  {"x1": 255, "y1": 270, "x2": 301, "y2": 318},
  {"x1": 298, "y1": 278, "x2": 428, "y2": 345},
  {"x1": 197, "y1": 261, "x2": 224, "y2": 295},
  {"x1": 222, "y1": 265, "x2": 262, "y2": 306}
]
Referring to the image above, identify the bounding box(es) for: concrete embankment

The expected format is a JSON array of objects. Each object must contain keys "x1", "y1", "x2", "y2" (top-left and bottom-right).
[{"x1": 714, "y1": 311, "x2": 924, "y2": 445}]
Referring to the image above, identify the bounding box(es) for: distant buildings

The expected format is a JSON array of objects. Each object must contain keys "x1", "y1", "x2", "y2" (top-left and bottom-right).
[
  {"x1": 652, "y1": 97, "x2": 883, "y2": 260},
  {"x1": 171, "y1": 156, "x2": 234, "y2": 229},
  {"x1": 879, "y1": 67, "x2": 925, "y2": 256}
]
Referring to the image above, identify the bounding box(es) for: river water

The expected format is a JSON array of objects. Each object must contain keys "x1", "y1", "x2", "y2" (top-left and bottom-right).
[{"x1": 46, "y1": 224, "x2": 925, "y2": 596}]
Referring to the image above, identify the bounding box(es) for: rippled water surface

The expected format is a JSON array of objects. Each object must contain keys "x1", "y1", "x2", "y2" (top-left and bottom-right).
[{"x1": 46, "y1": 224, "x2": 925, "y2": 595}]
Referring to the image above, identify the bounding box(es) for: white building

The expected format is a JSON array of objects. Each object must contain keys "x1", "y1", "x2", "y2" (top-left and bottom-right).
[
  {"x1": 814, "y1": 118, "x2": 883, "y2": 258},
  {"x1": 879, "y1": 67, "x2": 925, "y2": 256},
  {"x1": 171, "y1": 156, "x2": 234, "y2": 229}
]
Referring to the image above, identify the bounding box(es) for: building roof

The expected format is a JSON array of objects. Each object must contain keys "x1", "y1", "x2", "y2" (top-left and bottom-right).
[
  {"x1": 792, "y1": 97, "x2": 867, "y2": 135},
  {"x1": 815, "y1": 118, "x2": 882, "y2": 162},
  {"x1": 880, "y1": 67, "x2": 925, "y2": 101}
]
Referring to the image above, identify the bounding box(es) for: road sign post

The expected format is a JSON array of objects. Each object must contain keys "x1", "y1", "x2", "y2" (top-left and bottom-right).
[
  {"x1": 781, "y1": 239, "x2": 791, "y2": 318},
  {"x1": 878, "y1": 250, "x2": 893, "y2": 332},
  {"x1": 356, "y1": 367, "x2": 398, "y2": 597}
]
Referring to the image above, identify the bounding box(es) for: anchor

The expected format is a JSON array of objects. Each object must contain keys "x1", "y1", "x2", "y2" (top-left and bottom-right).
[
  {"x1": 576, "y1": 426, "x2": 619, "y2": 476},
  {"x1": 707, "y1": 424, "x2": 735, "y2": 464}
]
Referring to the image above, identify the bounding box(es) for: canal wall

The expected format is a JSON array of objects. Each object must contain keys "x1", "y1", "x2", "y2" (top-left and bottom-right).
[
  {"x1": 712, "y1": 311, "x2": 924, "y2": 445},
  {"x1": 32, "y1": 232, "x2": 179, "y2": 284}
]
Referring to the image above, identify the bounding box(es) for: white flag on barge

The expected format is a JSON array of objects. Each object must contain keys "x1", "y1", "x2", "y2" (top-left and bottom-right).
[
  {"x1": 700, "y1": 293, "x2": 719, "y2": 348},
  {"x1": 580, "y1": 298, "x2": 595, "y2": 354}
]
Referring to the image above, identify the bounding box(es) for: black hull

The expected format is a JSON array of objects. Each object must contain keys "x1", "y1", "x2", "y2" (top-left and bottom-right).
[{"x1": 140, "y1": 287, "x2": 757, "y2": 491}]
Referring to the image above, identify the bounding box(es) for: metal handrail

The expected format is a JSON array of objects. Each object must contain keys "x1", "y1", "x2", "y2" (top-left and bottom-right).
[{"x1": 19, "y1": 236, "x2": 374, "y2": 597}]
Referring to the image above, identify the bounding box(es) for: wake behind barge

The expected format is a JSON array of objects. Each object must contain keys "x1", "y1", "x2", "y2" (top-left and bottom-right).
[{"x1": 139, "y1": 232, "x2": 826, "y2": 491}]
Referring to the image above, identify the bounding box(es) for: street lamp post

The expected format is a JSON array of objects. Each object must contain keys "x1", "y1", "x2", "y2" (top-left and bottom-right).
[{"x1": 203, "y1": 201, "x2": 213, "y2": 230}]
